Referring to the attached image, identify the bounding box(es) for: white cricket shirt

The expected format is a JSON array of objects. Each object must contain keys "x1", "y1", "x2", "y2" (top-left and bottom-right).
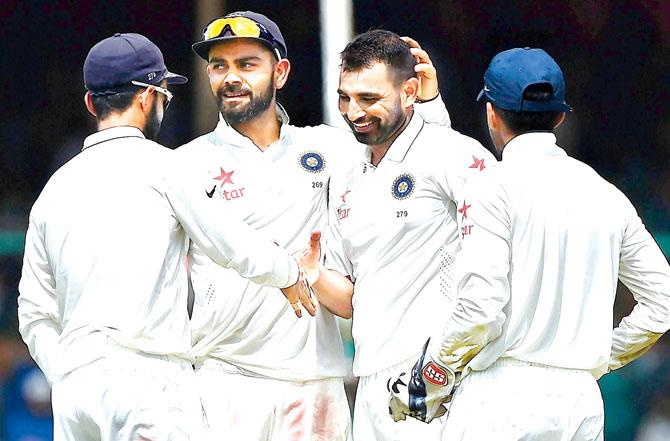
[
  {"x1": 325, "y1": 112, "x2": 496, "y2": 376},
  {"x1": 182, "y1": 100, "x2": 451, "y2": 381},
  {"x1": 432, "y1": 133, "x2": 670, "y2": 379},
  {"x1": 18, "y1": 127, "x2": 299, "y2": 383}
]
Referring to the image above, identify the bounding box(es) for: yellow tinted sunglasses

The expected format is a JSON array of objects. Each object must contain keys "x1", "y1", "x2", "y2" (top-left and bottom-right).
[
  {"x1": 201, "y1": 16, "x2": 283, "y2": 59},
  {"x1": 204, "y1": 17, "x2": 262, "y2": 40}
]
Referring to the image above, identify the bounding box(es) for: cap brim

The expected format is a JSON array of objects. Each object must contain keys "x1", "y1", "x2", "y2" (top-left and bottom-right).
[
  {"x1": 476, "y1": 89, "x2": 486, "y2": 102},
  {"x1": 192, "y1": 39, "x2": 215, "y2": 61},
  {"x1": 165, "y1": 71, "x2": 188, "y2": 85}
]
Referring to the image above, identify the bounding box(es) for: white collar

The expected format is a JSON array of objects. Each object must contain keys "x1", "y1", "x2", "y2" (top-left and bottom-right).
[
  {"x1": 501, "y1": 132, "x2": 567, "y2": 162},
  {"x1": 82, "y1": 126, "x2": 145, "y2": 150},
  {"x1": 361, "y1": 110, "x2": 425, "y2": 165},
  {"x1": 213, "y1": 103, "x2": 292, "y2": 150}
]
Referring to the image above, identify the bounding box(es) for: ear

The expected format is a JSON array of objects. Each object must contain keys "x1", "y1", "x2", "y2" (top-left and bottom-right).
[
  {"x1": 554, "y1": 112, "x2": 566, "y2": 129},
  {"x1": 486, "y1": 102, "x2": 499, "y2": 130},
  {"x1": 137, "y1": 86, "x2": 155, "y2": 114},
  {"x1": 402, "y1": 77, "x2": 420, "y2": 108},
  {"x1": 274, "y1": 58, "x2": 291, "y2": 90},
  {"x1": 84, "y1": 91, "x2": 97, "y2": 117}
]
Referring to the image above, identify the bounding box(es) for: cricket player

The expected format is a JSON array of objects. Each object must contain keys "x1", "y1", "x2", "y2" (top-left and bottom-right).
[
  {"x1": 17, "y1": 33, "x2": 313, "y2": 441},
  {"x1": 388, "y1": 48, "x2": 670, "y2": 440},
  {"x1": 300, "y1": 29, "x2": 496, "y2": 440},
  {"x1": 180, "y1": 11, "x2": 451, "y2": 441}
]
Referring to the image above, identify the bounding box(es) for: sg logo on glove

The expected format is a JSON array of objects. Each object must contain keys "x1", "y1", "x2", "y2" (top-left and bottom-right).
[
  {"x1": 423, "y1": 361, "x2": 448, "y2": 385},
  {"x1": 387, "y1": 338, "x2": 456, "y2": 424}
]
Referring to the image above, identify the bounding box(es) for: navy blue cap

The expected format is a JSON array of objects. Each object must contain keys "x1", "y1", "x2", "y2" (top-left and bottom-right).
[
  {"x1": 192, "y1": 11, "x2": 287, "y2": 61},
  {"x1": 477, "y1": 47, "x2": 572, "y2": 113},
  {"x1": 84, "y1": 33, "x2": 187, "y2": 95}
]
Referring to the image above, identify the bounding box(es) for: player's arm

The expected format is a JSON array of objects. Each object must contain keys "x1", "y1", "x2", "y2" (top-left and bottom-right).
[
  {"x1": 17, "y1": 206, "x2": 61, "y2": 384},
  {"x1": 297, "y1": 231, "x2": 353, "y2": 319},
  {"x1": 164, "y1": 157, "x2": 315, "y2": 316},
  {"x1": 389, "y1": 175, "x2": 510, "y2": 423},
  {"x1": 402, "y1": 36, "x2": 451, "y2": 127},
  {"x1": 432, "y1": 173, "x2": 511, "y2": 369},
  {"x1": 609, "y1": 202, "x2": 670, "y2": 371}
]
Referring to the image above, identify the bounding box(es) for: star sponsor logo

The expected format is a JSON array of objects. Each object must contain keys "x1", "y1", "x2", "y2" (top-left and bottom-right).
[
  {"x1": 459, "y1": 200, "x2": 474, "y2": 237},
  {"x1": 340, "y1": 189, "x2": 351, "y2": 204},
  {"x1": 214, "y1": 167, "x2": 235, "y2": 187},
  {"x1": 337, "y1": 207, "x2": 350, "y2": 220},
  {"x1": 299, "y1": 151, "x2": 326, "y2": 173},
  {"x1": 458, "y1": 200, "x2": 471, "y2": 219},
  {"x1": 391, "y1": 173, "x2": 415, "y2": 200},
  {"x1": 210, "y1": 167, "x2": 245, "y2": 201},
  {"x1": 469, "y1": 156, "x2": 486, "y2": 171},
  {"x1": 337, "y1": 188, "x2": 351, "y2": 220}
]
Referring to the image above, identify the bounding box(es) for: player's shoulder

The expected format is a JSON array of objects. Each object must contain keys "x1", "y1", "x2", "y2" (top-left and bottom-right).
[
  {"x1": 288, "y1": 123, "x2": 362, "y2": 173},
  {"x1": 565, "y1": 156, "x2": 633, "y2": 208},
  {"x1": 419, "y1": 123, "x2": 496, "y2": 169},
  {"x1": 289, "y1": 123, "x2": 355, "y2": 149},
  {"x1": 176, "y1": 129, "x2": 219, "y2": 154},
  {"x1": 423, "y1": 123, "x2": 487, "y2": 152},
  {"x1": 173, "y1": 130, "x2": 228, "y2": 171}
]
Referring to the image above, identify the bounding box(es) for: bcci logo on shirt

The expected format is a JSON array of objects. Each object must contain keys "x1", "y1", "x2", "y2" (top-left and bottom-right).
[
  {"x1": 391, "y1": 173, "x2": 415, "y2": 200},
  {"x1": 299, "y1": 151, "x2": 325, "y2": 173}
]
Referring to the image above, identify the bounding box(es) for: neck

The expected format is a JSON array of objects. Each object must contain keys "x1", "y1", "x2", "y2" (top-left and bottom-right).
[
  {"x1": 97, "y1": 111, "x2": 145, "y2": 134},
  {"x1": 495, "y1": 125, "x2": 520, "y2": 155},
  {"x1": 228, "y1": 106, "x2": 281, "y2": 151},
  {"x1": 369, "y1": 108, "x2": 413, "y2": 166}
]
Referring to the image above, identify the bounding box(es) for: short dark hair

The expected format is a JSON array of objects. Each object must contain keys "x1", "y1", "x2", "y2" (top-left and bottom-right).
[
  {"x1": 90, "y1": 89, "x2": 139, "y2": 120},
  {"x1": 340, "y1": 29, "x2": 415, "y2": 85},
  {"x1": 493, "y1": 83, "x2": 563, "y2": 134}
]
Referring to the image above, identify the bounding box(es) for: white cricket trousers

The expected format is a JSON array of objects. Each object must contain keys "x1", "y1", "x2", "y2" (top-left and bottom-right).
[
  {"x1": 441, "y1": 358, "x2": 604, "y2": 441},
  {"x1": 354, "y1": 356, "x2": 445, "y2": 441},
  {"x1": 194, "y1": 358, "x2": 351, "y2": 441},
  {"x1": 52, "y1": 345, "x2": 204, "y2": 441}
]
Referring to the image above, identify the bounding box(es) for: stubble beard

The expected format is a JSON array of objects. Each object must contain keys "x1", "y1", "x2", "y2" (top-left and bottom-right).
[
  {"x1": 217, "y1": 77, "x2": 275, "y2": 126},
  {"x1": 347, "y1": 97, "x2": 407, "y2": 147},
  {"x1": 144, "y1": 100, "x2": 162, "y2": 142}
]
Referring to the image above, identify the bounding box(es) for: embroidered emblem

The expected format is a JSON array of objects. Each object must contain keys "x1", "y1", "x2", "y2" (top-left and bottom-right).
[
  {"x1": 299, "y1": 151, "x2": 325, "y2": 173},
  {"x1": 391, "y1": 174, "x2": 415, "y2": 200}
]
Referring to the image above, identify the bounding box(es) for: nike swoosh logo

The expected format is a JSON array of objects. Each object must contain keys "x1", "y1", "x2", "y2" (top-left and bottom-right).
[
  {"x1": 484, "y1": 85, "x2": 491, "y2": 92},
  {"x1": 206, "y1": 186, "x2": 216, "y2": 198}
]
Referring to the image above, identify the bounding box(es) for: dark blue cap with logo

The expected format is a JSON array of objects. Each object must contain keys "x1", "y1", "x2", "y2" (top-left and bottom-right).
[
  {"x1": 84, "y1": 33, "x2": 187, "y2": 96},
  {"x1": 477, "y1": 47, "x2": 572, "y2": 113},
  {"x1": 192, "y1": 11, "x2": 287, "y2": 61}
]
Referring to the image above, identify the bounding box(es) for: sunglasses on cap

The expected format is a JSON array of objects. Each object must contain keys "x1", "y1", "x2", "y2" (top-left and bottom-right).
[
  {"x1": 202, "y1": 16, "x2": 282, "y2": 59},
  {"x1": 132, "y1": 80, "x2": 173, "y2": 111}
]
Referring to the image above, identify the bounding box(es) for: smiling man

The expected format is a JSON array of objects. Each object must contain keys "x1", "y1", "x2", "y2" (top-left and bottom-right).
[
  {"x1": 301, "y1": 29, "x2": 496, "y2": 440},
  {"x1": 178, "y1": 11, "x2": 452, "y2": 441},
  {"x1": 389, "y1": 47, "x2": 670, "y2": 441},
  {"x1": 18, "y1": 32, "x2": 311, "y2": 441}
]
